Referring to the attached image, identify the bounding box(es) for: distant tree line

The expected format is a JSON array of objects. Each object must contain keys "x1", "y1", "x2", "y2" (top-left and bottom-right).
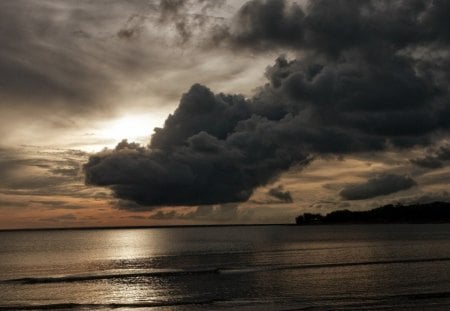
[{"x1": 296, "y1": 202, "x2": 450, "y2": 225}]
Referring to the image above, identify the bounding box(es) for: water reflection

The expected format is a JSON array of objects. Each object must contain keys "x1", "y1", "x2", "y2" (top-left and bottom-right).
[
  {"x1": 103, "y1": 229, "x2": 164, "y2": 261},
  {"x1": 1, "y1": 225, "x2": 450, "y2": 309}
]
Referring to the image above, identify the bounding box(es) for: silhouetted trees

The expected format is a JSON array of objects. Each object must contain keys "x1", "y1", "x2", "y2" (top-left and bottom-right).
[{"x1": 296, "y1": 202, "x2": 450, "y2": 225}]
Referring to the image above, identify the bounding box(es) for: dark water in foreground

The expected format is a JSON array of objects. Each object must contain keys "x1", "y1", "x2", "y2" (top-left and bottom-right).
[{"x1": 1, "y1": 225, "x2": 450, "y2": 310}]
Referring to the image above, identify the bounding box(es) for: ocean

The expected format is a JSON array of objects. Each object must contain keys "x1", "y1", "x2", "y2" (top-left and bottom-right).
[{"x1": 0, "y1": 224, "x2": 449, "y2": 310}]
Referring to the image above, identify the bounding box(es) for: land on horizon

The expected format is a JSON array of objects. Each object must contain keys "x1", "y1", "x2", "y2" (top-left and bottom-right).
[
  {"x1": 296, "y1": 201, "x2": 450, "y2": 225},
  {"x1": 3, "y1": 201, "x2": 450, "y2": 232}
]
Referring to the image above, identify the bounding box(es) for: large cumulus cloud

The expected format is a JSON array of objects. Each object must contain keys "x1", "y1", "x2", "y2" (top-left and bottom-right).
[
  {"x1": 85, "y1": 85, "x2": 310, "y2": 206},
  {"x1": 84, "y1": 0, "x2": 450, "y2": 208}
]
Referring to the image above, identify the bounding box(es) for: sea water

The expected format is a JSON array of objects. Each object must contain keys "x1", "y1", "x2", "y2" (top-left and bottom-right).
[{"x1": 0, "y1": 224, "x2": 450, "y2": 310}]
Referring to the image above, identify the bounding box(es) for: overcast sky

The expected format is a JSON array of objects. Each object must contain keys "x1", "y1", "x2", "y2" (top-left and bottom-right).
[{"x1": 1, "y1": 0, "x2": 450, "y2": 229}]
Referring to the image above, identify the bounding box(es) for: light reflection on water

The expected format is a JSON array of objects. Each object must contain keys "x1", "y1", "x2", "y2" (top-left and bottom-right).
[
  {"x1": 0, "y1": 225, "x2": 450, "y2": 310},
  {"x1": 103, "y1": 229, "x2": 163, "y2": 260}
]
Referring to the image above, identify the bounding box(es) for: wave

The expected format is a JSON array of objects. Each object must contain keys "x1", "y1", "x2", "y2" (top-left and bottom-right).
[
  {"x1": 3, "y1": 268, "x2": 219, "y2": 284},
  {"x1": 4, "y1": 257, "x2": 450, "y2": 284},
  {"x1": 405, "y1": 291, "x2": 450, "y2": 300},
  {"x1": 0, "y1": 299, "x2": 222, "y2": 310},
  {"x1": 2, "y1": 292, "x2": 450, "y2": 311},
  {"x1": 217, "y1": 256, "x2": 450, "y2": 274}
]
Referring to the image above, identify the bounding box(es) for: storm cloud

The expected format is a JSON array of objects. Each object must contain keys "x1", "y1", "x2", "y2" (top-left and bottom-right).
[
  {"x1": 84, "y1": 0, "x2": 450, "y2": 208},
  {"x1": 221, "y1": 0, "x2": 450, "y2": 52},
  {"x1": 340, "y1": 174, "x2": 417, "y2": 200},
  {"x1": 84, "y1": 91, "x2": 311, "y2": 207}
]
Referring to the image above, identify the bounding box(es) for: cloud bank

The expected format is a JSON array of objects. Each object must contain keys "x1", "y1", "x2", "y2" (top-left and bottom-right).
[{"x1": 84, "y1": 0, "x2": 450, "y2": 208}]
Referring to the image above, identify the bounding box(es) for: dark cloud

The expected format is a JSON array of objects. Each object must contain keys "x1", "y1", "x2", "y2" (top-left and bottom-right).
[
  {"x1": 267, "y1": 185, "x2": 293, "y2": 203},
  {"x1": 410, "y1": 156, "x2": 443, "y2": 169},
  {"x1": 223, "y1": 0, "x2": 305, "y2": 50},
  {"x1": 340, "y1": 174, "x2": 417, "y2": 200},
  {"x1": 85, "y1": 0, "x2": 450, "y2": 208},
  {"x1": 149, "y1": 203, "x2": 242, "y2": 221},
  {"x1": 85, "y1": 109, "x2": 308, "y2": 207},
  {"x1": 257, "y1": 54, "x2": 440, "y2": 146},
  {"x1": 410, "y1": 145, "x2": 450, "y2": 169},
  {"x1": 219, "y1": 0, "x2": 450, "y2": 53}
]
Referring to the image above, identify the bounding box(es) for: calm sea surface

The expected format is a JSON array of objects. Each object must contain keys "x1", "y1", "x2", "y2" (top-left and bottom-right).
[{"x1": 0, "y1": 225, "x2": 450, "y2": 310}]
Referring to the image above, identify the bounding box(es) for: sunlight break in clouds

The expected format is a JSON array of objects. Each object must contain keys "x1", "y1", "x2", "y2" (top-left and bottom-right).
[{"x1": 97, "y1": 115, "x2": 160, "y2": 145}]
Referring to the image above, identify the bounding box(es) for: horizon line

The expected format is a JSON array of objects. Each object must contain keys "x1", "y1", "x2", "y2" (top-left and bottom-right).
[{"x1": 0, "y1": 223, "x2": 296, "y2": 232}]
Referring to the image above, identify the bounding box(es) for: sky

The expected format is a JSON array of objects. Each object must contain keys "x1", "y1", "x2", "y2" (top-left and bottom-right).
[{"x1": 1, "y1": 0, "x2": 450, "y2": 229}]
